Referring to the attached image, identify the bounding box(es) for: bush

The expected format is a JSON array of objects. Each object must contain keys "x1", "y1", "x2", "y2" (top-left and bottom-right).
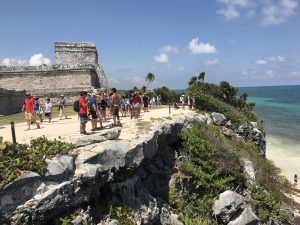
[{"x1": 0, "y1": 136, "x2": 75, "y2": 186}]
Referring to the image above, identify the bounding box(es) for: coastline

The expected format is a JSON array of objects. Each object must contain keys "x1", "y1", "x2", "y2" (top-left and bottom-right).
[{"x1": 266, "y1": 134, "x2": 300, "y2": 211}]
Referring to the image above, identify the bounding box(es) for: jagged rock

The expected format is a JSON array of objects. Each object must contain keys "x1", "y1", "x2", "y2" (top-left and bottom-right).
[
  {"x1": 45, "y1": 155, "x2": 75, "y2": 181},
  {"x1": 228, "y1": 207, "x2": 259, "y2": 225},
  {"x1": 253, "y1": 128, "x2": 262, "y2": 134},
  {"x1": 223, "y1": 127, "x2": 234, "y2": 137},
  {"x1": 225, "y1": 120, "x2": 232, "y2": 128},
  {"x1": 107, "y1": 219, "x2": 119, "y2": 225},
  {"x1": 213, "y1": 190, "x2": 245, "y2": 223},
  {"x1": 211, "y1": 112, "x2": 227, "y2": 125},
  {"x1": 103, "y1": 127, "x2": 121, "y2": 140},
  {"x1": 237, "y1": 125, "x2": 247, "y2": 134},
  {"x1": 0, "y1": 171, "x2": 42, "y2": 212},
  {"x1": 170, "y1": 213, "x2": 184, "y2": 225},
  {"x1": 250, "y1": 122, "x2": 258, "y2": 129},
  {"x1": 242, "y1": 159, "x2": 256, "y2": 180},
  {"x1": 67, "y1": 133, "x2": 106, "y2": 147},
  {"x1": 205, "y1": 113, "x2": 213, "y2": 125}
]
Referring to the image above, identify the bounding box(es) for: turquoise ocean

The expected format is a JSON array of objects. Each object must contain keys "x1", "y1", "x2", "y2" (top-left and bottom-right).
[{"x1": 239, "y1": 85, "x2": 300, "y2": 181}]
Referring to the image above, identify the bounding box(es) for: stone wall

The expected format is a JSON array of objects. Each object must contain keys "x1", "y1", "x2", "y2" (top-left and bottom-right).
[
  {"x1": 0, "y1": 64, "x2": 101, "y2": 96},
  {"x1": 0, "y1": 89, "x2": 26, "y2": 115},
  {"x1": 55, "y1": 42, "x2": 98, "y2": 65}
]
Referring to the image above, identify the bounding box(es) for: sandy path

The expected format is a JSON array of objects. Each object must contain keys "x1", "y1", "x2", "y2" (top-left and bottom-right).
[{"x1": 0, "y1": 106, "x2": 186, "y2": 144}]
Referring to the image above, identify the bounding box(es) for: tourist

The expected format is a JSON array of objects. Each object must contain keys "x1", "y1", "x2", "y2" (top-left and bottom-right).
[
  {"x1": 133, "y1": 92, "x2": 141, "y2": 119},
  {"x1": 22, "y1": 93, "x2": 40, "y2": 130},
  {"x1": 157, "y1": 95, "x2": 161, "y2": 105},
  {"x1": 79, "y1": 91, "x2": 90, "y2": 134},
  {"x1": 125, "y1": 95, "x2": 131, "y2": 116},
  {"x1": 96, "y1": 90, "x2": 103, "y2": 129},
  {"x1": 142, "y1": 94, "x2": 149, "y2": 112},
  {"x1": 99, "y1": 92, "x2": 107, "y2": 122},
  {"x1": 294, "y1": 174, "x2": 298, "y2": 185},
  {"x1": 121, "y1": 96, "x2": 126, "y2": 117},
  {"x1": 58, "y1": 95, "x2": 67, "y2": 119},
  {"x1": 44, "y1": 98, "x2": 52, "y2": 123},
  {"x1": 89, "y1": 92, "x2": 98, "y2": 131},
  {"x1": 110, "y1": 88, "x2": 121, "y2": 126},
  {"x1": 107, "y1": 93, "x2": 112, "y2": 118},
  {"x1": 192, "y1": 98, "x2": 196, "y2": 110},
  {"x1": 33, "y1": 96, "x2": 43, "y2": 122}
]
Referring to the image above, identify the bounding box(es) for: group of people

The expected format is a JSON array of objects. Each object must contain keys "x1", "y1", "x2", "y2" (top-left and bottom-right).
[
  {"x1": 174, "y1": 95, "x2": 196, "y2": 110},
  {"x1": 76, "y1": 88, "x2": 151, "y2": 134},
  {"x1": 22, "y1": 93, "x2": 68, "y2": 130}
]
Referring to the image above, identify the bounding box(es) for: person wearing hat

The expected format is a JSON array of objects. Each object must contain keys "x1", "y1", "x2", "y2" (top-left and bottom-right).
[
  {"x1": 58, "y1": 95, "x2": 67, "y2": 120},
  {"x1": 22, "y1": 93, "x2": 40, "y2": 130}
]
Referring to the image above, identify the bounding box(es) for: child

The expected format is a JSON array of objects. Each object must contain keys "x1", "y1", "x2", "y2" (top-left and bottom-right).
[{"x1": 44, "y1": 98, "x2": 52, "y2": 122}]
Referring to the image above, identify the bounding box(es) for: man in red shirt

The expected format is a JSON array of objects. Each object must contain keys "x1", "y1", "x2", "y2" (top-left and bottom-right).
[
  {"x1": 22, "y1": 93, "x2": 40, "y2": 130},
  {"x1": 79, "y1": 91, "x2": 90, "y2": 134}
]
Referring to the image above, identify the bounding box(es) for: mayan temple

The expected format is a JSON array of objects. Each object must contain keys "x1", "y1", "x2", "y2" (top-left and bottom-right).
[{"x1": 0, "y1": 42, "x2": 109, "y2": 97}]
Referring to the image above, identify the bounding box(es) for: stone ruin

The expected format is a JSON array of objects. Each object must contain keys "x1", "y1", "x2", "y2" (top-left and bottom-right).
[{"x1": 0, "y1": 42, "x2": 109, "y2": 98}]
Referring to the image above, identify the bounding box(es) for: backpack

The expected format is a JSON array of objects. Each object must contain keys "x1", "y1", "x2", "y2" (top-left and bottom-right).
[{"x1": 73, "y1": 100, "x2": 79, "y2": 112}]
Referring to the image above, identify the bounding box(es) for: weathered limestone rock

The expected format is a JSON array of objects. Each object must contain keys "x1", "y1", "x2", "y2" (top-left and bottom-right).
[
  {"x1": 205, "y1": 113, "x2": 213, "y2": 125},
  {"x1": 45, "y1": 155, "x2": 75, "y2": 182},
  {"x1": 228, "y1": 207, "x2": 259, "y2": 225},
  {"x1": 242, "y1": 159, "x2": 256, "y2": 181},
  {"x1": 213, "y1": 190, "x2": 245, "y2": 223},
  {"x1": 211, "y1": 112, "x2": 227, "y2": 125},
  {"x1": 1, "y1": 113, "x2": 205, "y2": 224},
  {"x1": 0, "y1": 172, "x2": 42, "y2": 212},
  {"x1": 250, "y1": 122, "x2": 258, "y2": 129},
  {"x1": 103, "y1": 127, "x2": 122, "y2": 140}
]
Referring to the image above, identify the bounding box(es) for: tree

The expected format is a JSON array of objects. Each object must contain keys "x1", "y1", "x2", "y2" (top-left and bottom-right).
[
  {"x1": 145, "y1": 72, "x2": 155, "y2": 90},
  {"x1": 141, "y1": 86, "x2": 147, "y2": 93},
  {"x1": 197, "y1": 72, "x2": 205, "y2": 83},
  {"x1": 188, "y1": 76, "x2": 197, "y2": 86}
]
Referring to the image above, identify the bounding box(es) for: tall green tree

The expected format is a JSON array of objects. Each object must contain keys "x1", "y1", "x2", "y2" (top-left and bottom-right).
[
  {"x1": 145, "y1": 72, "x2": 155, "y2": 90},
  {"x1": 198, "y1": 72, "x2": 205, "y2": 83},
  {"x1": 188, "y1": 76, "x2": 198, "y2": 86}
]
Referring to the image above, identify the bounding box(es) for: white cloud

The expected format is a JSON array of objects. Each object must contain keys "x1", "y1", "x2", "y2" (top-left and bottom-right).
[
  {"x1": 262, "y1": 0, "x2": 298, "y2": 25},
  {"x1": 160, "y1": 45, "x2": 178, "y2": 54},
  {"x1": 189, "y1": 38, "x2": 217, "y2": 54},
  {"x1": 256, "y1": 59, "x2": 268, "y2": 64},
  {"x1": 0, "y1": 53, "x2": 51, "y2": 66},
  {"x1": 0, "y1": 58, "x2": 27, "y2": 66},
  {"x1": 154, "y1": 53, "x2": 169, "y2": 63},
  {"x1": 256, "y1": 56, "x2": 286, "y2": 65},
  {"x1": 217, "y1": 6, "x2": 240, "y2": 20},
  {"x1": 203, "y1": 59, "x2": 219, "y2": 65},
  {"x1": 29, "y1": 53, "x2": 51, "y2": 66},
  {"x1": 265, "y1": 70, "x2": 275, "y2": 78},
  {"x1": 216, "y1": 0, "x2": 298, "y2": 25}
]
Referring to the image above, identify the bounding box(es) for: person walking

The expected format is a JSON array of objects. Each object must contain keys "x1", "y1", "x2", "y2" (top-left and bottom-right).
[
  {"x1": 44, "y1": 98, "x2": 52, "y2": 123},
  {"x1": 33, "y1": 96, "x2": 43, "y2": 122},
  {"x1": 22, "y1": 93, "x2": 40, "y2": 130},
  {"x1": 59, "y1": 95, "x2": 67, "y2": 119},
  {"x1": 110, "y1": 88, "x2": 121, "y2": 126},
  {"x1": 79, "y1": 91, "x2": 90, "y2": 134}
]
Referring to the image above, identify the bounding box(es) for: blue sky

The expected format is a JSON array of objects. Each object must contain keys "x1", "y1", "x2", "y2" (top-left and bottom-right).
[{"x1": 0, "y1": 0, "x2": 299, "y2": 89}]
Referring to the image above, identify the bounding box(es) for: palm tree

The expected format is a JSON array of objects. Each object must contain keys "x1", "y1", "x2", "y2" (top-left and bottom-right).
[
  {"x1": 141, "y1": 85, "x2": 147, "y2": 93},
  {"x1": 197, "y1": 72, "x2": 205, "y2": 83},
  {"x1": 188, "y1": 76, "x2": 197, "y2": 86},
  {"x1": 145, "y1": 72, "x2": 155, "y2": 90}
]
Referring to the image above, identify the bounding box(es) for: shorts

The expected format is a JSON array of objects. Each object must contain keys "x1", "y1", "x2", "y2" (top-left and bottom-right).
[
  {"x1": 113, "y1": 106, "x2": 119, "y2": 117},
  {"x1": 144, "y1": 102, "x2": 148, "y2": 108},
  {"x1": 34, "y1": 110, "x2": 40, "y2": 115},
  {"x1": 79, "y1": 114, "x2": 89, "y2": 124},
  {"x1": 25, "y1": 112, "x2": 32, "y2": 120},
  {"x1": 45, "y1": 112, "x2": 51, "y2": 117},
  {"x1": 133, "y1": 103, "x2": 141, "y2": 109},
  {"x1": 91, "y1": 111, "x2": 98, "y2": 119}
]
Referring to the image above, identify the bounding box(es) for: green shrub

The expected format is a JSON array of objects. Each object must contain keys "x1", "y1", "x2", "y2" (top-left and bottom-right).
[
  {"x1": 109, "y1": 205, "x2": 135, "y2": 225},
  {"x1": 0, "y1": 136, "x2": 75, "y2": 186}
]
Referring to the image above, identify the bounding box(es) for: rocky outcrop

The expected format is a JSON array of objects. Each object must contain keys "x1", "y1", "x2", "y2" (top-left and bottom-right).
[
  {"x1": 0, "y1": 113, "x2": 206, "y2": 225},
  {"x1": 213, "y1": 190, "x2": 259, "y2": 225}
]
